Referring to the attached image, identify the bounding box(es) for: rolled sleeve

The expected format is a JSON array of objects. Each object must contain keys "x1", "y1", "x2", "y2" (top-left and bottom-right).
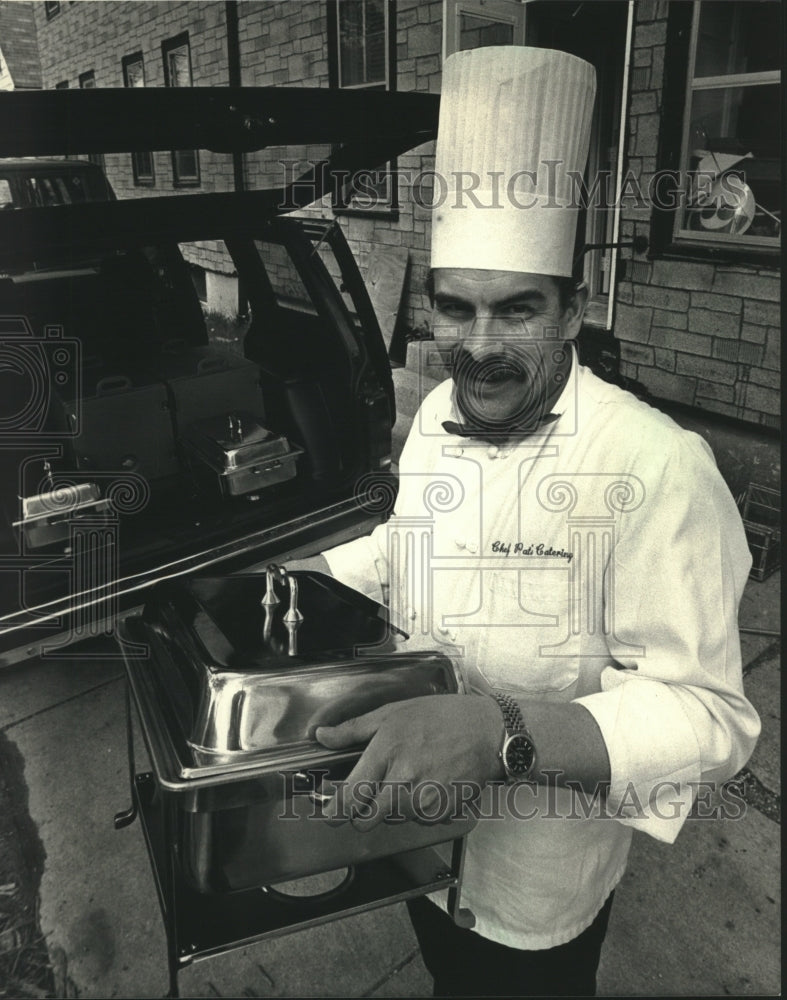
[
  {"x1": 576, "y1": 433, "x2": 761, "y2": 842},
  {"x1": 323, "y1": 528, "x2": 389, "y2": 604}
]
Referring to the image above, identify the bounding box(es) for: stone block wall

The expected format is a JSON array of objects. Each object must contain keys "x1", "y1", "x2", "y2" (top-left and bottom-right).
[{"x1": 615, "y1": 1, "x2": 780, "y2": 428}]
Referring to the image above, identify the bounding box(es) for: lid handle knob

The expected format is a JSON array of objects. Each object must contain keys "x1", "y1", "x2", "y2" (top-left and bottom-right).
[
  {"x1": 283, "y1": 574, "x2": 304, "y2": 624},
  {"x1": 261, "y1": 563, "x2": 283, "y2": 606}
]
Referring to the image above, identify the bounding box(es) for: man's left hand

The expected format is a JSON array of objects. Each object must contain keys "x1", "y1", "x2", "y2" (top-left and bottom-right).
[{"x1": 314, "y1": 694, "x2": 503, "y2": 829}]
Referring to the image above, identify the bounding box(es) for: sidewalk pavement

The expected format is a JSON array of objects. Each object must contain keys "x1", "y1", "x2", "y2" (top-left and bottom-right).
[{"x1": 0, "y1": 572, "x2": 779, "y2": 997}]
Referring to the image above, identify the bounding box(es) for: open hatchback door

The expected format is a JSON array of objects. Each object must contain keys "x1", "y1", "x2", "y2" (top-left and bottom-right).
[{"x1": 0, "y1": 86, "x2": 439, "y2": 664}]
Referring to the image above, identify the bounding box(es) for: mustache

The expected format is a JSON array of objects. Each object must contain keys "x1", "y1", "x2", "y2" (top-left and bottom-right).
[
  {"x1": 452, "y1": 346, "x2": 548, "y2": 429},
  {"x1": 451, "y1": 346, "x2": 539, "y2": 387}
]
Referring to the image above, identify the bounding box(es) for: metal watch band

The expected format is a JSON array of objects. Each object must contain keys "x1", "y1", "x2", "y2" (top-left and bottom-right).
[
  {"x1": 494, "y1": 692, "x2": 536, "y2": 782},
  {"x1": 494, "y1": 692, "x2": 526, "y2": 737}
]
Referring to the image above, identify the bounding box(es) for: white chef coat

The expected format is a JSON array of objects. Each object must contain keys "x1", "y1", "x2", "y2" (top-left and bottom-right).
[{"x1": 324, "y1": 356, "x2": 760, "y2": 949}]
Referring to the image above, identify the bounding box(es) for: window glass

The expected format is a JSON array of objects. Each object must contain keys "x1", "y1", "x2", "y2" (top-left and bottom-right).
[
  {"x1": 78, "y1": 71, "x2": 104, "y2": 169},
  {"x1": 339, "y1": 0, "x2": 386, "y2": 87},
  {"x1": 695, "y1": 2, "x2": 780, "y2": 77},
  {"x1": 162, "y1": 36, "x2": 200, "y2": 187},
  {"x1": 255, "y1": 240, "x2": 315, "y2": 311},
  {"x1": 332, "y1": 0, "x2": 395, "y2": 214},
  {"x1": 676, "y1": 1, "x2": 781, "y2": 247},
  {"x1": 53, "y1": 177, "x2": 73, "y2": 204},
  {"x1": 0, "y1": 179, "x2": 13, "y2": 209},
  {"x1": 124, "y1": 58, "x2": 144, "y2": 89},
  {"x1": 339, "y1": 1, "x2": 364, "y2": 86},
  {"x1": 364, "y1": 0, "x2": 386, "y2": 83},
  {"x1": 63, "y1": 173, "x2": 88, "y2": 202},
  {"x1": 123, "y1": 54, "x2": 155, "y2": 186},
  {"x1": 167, "y1": 46, "x2": 191, "y2": 87},
  {"x1": 173, "y1": 150, "x2": 199, "y2": 183}
]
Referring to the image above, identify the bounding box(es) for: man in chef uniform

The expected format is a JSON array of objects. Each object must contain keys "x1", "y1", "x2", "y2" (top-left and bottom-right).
[{"x1": 294, "y1": 46, "x2": 760, "y2": 996}]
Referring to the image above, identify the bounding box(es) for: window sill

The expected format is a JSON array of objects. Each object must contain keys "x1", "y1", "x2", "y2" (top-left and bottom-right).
[
  {"x1": 333, "y1": 206, "x2": 400, "y2": 222},
  {"x1": 582, "y1": 297, "x2": 611, "y2": 331},
  {"x1": 648, "y1": 240, "x2": 780, "y2": 270}
]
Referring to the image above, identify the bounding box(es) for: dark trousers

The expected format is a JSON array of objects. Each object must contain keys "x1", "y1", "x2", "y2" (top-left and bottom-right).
[{"x1": 406, "y1": 892, "x2": 614, "y2": 998}]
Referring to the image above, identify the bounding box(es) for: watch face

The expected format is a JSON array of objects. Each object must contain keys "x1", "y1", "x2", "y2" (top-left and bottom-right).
[{"x1": 503, "y1": 733, "x2": 535, "y2": 778}]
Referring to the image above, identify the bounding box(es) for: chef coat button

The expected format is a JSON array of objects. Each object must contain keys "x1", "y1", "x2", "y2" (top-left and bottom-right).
[
  {"x1": 438, "y1": 625, "x2": 450, "y2": 635},
  {"x1": 406, "y1": 606, "x2": 417, "y2": 620},
  {"x1": 466, "y1": 540, "x2": 478, "y2": 554},
  {"x1": 487, "y1": 445, "x2": 499, "y2": 459},
  {"x1": 455, "y1": 536, "x2": 466, "y2": 549}
]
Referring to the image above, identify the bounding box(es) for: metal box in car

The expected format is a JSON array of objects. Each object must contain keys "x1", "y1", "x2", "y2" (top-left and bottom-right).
[
  {"x1": 150, "y1": 342, "x2": 266, "y2": 433},
  {"x1": 118, "y1": 570, "x2": 474, "y2": 894},
  {"x1": 182, "y1": 411, "x2": 302, "y2": 497},
  {"x1": 13, "y1": 479, "x2": 111, "y2": 549}
]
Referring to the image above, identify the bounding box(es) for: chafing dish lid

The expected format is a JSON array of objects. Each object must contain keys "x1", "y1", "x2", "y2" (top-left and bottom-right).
[
  {"x1": 182, "y1": 411, "x2": 295, "y2": 471},
  {"x1": 136, "y1": 572, "x2": 459, "y2": 768}
]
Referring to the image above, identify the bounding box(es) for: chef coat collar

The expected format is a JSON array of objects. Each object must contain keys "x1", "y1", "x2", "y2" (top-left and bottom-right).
[{"x1": 443, "y1": 343, "x2": 578, "y2": 445}]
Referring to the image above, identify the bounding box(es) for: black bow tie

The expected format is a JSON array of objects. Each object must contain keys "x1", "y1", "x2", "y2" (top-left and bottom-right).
[{"x1": 442, "y1": 412, "x2": 560, "y2": 444}]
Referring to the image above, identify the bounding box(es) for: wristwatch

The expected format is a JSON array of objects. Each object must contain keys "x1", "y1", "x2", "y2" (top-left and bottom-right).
[{"x1": 494, "y1": 693, "x2": 537, "y2": 782}]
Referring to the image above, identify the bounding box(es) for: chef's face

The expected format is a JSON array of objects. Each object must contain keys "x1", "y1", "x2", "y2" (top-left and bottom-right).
[{"x1": 432, "y1": 268, "x2": 587, "y2": 431}]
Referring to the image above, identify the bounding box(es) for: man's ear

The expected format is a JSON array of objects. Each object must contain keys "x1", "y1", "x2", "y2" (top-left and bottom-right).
[{"x1": 563, "y1": 282, "x2": 589, "y2": 339}]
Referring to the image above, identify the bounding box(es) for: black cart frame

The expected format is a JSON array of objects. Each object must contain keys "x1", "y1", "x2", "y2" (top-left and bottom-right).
[{"x1": 115, "y1": 639, "x2": 474, "y2": 997}]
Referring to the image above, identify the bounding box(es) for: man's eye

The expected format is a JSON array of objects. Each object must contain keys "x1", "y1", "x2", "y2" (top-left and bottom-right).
[
  {"x1": 500, "y1": 303, "x2": 534, "y2": 318},
  {"x1": 436, "y1": 302, "x2": 473, "y2": 321}
]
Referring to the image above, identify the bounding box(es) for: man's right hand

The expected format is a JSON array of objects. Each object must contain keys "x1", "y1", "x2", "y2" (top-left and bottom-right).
[{"x1": 282, "y1": 554, "x2": 332, "y2": 576}]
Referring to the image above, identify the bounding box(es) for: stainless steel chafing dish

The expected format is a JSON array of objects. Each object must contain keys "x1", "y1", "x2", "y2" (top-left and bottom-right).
[
  {"x1": 182, "y1": 411, "x2": 302, "y2": 497},
  {"x1": 117, "y1": 570, "x2": 476, "y2": 897},
  {"x1": 14, "y1": 475, "x2": 111, "y2": 548}
]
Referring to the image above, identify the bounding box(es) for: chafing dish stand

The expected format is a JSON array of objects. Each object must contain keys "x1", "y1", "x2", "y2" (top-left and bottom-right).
[{"x1": 114, "y1": 572, "x2": 475, "y2": 998}]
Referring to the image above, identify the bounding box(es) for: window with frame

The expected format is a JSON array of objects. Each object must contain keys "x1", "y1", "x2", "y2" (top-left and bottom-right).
[
  {"x1": 162, "y1": 33, "x2": 200, "y2": 188},
  {"x1": 327, "y1": 0, "x2": 397, "y2": 216},
  {"x1": 44, "y1": 1, "x2": 60, "y2": 20},
  {"x1": 78, "y1": 71, "x2": 105, "y2": 170},
  {"x1": 444, "y1": 0, "x2": 525, "y2": 53},
  {"x1": 657, "y1": 0, "x2": 780, "y2": 259},
  {"x1": 122, "y1": 53, "x2": 155, "y2": 187}
]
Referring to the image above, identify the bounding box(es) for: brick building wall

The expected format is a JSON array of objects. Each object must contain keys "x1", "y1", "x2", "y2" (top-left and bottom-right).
[{"x1": 614, "y1": 1, "x2": 780, "y2": 429}]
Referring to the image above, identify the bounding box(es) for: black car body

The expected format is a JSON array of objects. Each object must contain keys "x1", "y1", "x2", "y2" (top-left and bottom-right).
[{"x1": 0, "y1": 87, "x2": 439, "y2": 664}]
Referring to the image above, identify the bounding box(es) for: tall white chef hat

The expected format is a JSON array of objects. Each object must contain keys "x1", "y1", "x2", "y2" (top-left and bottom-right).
[{"x1": 431, "y1": 46, "x2": 597, "y2": 278}]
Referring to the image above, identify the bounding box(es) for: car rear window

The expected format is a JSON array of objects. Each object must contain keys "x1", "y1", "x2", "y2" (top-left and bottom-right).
[
  {"x1": 0, "y1": 166, "x2": 112, "y2": 208},
  {"x1": 24, "y1": 172, "x2": 91, "y2": 206}
]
